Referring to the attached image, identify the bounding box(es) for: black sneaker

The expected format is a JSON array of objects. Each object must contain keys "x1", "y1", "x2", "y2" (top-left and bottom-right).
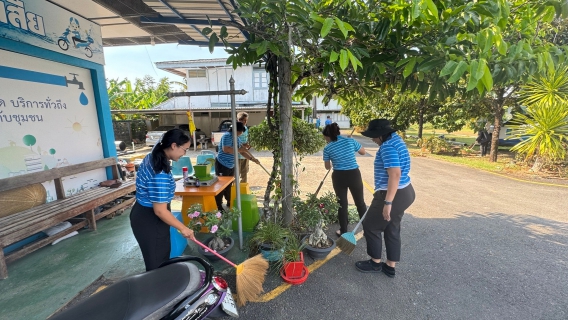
[
  {"x1": 381, "y1": 264, "x2": 396, "y2": 278},
  {"x1": 355, "y1": 260, "x2": 383, "y2": 273}
]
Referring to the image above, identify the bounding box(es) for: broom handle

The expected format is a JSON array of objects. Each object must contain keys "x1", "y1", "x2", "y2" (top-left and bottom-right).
[
  {"x1": 351, "y1": 205, "x2": 371, "y2": 234},
  {"x1": 313, "y1": 168, "x2": 331, "y2": 198},
  {"x1": 191, "y1": 238, "x2": 237, "y2": 268},
  {"x1": 258, "y1": 163, "x2": 271, "y2": 176},
  {"x1": 241, "y1": 149, "x2": 271, "y2": 176},
  {"x1": 348, "y1": 127, "x2": 356, "y2": 137}
]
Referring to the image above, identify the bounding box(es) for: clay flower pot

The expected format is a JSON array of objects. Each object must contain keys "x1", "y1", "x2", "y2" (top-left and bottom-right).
[{"x1": 302, "y1": 235, "x2": 336, "y2": 260}]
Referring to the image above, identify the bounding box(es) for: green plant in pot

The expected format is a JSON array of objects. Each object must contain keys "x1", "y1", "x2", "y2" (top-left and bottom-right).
[
  {"x1": 281, "y1": 235, "x2": 307, "y2": 279},
  {"x1": 187, "y1": 203, "x2": 240, "y2": 258},
  {"x1": 294, "y1": 191, "x2": 340, "y2": 259},
  {"x1": 249, "y1": 220, "x2": 292, "y2": 262}
]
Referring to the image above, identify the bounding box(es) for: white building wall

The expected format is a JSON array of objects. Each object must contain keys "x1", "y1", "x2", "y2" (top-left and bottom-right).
[{"x1": 313, "y1": 97, "x2": 350, "y2": 128}]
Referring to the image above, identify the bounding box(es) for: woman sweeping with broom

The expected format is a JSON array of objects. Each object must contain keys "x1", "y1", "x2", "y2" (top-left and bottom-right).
[
  {"x1": 130, "y1": 128, "x2": 195, "y2": 271},
  {"x1": 354, "y1": 119, "x2": 415, "y2": 278},
  {"x1": 131, "y1": 128, "x2": 268, "y2": 306},
  {"x1": 322, "y1": 123, "x2": 367, "y2": 237}
]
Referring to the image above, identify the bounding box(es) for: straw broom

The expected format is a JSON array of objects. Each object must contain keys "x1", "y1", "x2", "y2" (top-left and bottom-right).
[
  {"x1": 191, "y1": 239, "x2": 268, "y2": 306},
  {"x1": 336, "y1": 206, "x2": 370, "y2": 255}
]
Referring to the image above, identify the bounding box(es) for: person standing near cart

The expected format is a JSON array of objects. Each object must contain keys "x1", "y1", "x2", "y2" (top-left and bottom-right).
[
  {"x1": 237, "y1": 112, "x2": 251, "y2": 183},
  {"x1": 215, "y1": 121, "x2": 260, "y2": 212},
  {"x1": 356, "y1": 119, "x2": 415, "y2": 278},
  {"x1": 322, "y1": 123, "x2": 367, "y2": 237},
  {"x1": 130, "y1": 128, "x2": 195, "y2": 271}
]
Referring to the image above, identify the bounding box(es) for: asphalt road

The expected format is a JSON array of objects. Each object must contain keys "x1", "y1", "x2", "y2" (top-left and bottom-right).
[{"x1": 235, "y1": 136, "x2": 568, "y2": 320}]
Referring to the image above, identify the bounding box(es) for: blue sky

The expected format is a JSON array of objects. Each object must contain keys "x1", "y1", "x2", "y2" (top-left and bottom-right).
[{"x1": 103, "y1": 43, "x2": 229, "y2": 82}]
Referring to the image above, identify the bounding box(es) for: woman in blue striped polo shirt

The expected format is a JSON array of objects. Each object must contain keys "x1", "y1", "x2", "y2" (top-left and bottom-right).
[
  {"x1": 215, "y1": 122, "x2": 260, "y2": 212},
  {"x1": 130, "y1": 128, "x2": 195, "y2": 271},
  {"x1": 322, "y1": 123, "x2": 367, "y2": 236},
  {"x1": 355, "y1": 119, "x2": 415, "y2": 278}
]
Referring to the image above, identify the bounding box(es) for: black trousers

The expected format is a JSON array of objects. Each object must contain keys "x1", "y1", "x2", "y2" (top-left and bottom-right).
[
  {"x1": 215, "y1": 159, "x2": 234, "y2": 211},
  {"x1": 362, "y1": 184, "x2": 415, "y2": 262},
  {"x1": 481, "y1": 142, "x2": 490, "y2": 156},
  {"x1": 331, "y1": 168, "x2": 367, "y2": 233},
  {"x1": 130, "y1": 202, "x2": 171, "y2": 271}
]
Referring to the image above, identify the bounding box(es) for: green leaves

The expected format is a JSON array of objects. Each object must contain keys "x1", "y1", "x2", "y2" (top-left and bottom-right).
[
  {"x1": 321, "y1": 18, "x2": 334, "y2": 37},
  {"x1": 448, "y1": 61, "x2": 468, "y2": 83},
  {"x1": 339, "y1": 49, "x2": 349, "y2": 70},
  {"x1": 318, "y1": 15, "x2": 354, "y2": 38},
  {"x1": 329, "y1": 51, "x2": 339, "y2": 63},
  {"x1": 208, "y1": 33, "x2": 219, "y2": 53},
  {"x1": 403, "y1": 57, "x2": 417, "y2": 78}
]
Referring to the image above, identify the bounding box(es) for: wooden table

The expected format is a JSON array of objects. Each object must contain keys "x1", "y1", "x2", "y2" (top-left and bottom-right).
[{"x1": 175, "y1": 176, "x2": 234, "y2": 226}]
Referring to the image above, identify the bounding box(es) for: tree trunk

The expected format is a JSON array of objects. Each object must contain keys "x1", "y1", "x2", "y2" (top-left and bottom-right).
[
  {"x1": 418, "y1": 100, "x2": 425, "y2": 138},
  {"x1": 489, "y1": 92, "x2": 505, "y2": 163},
  {"x1": 278, "y1": 56, "x2": 294, "y2": 226},
  {"x1": 530, "y1": 155, "x2": 544, "y2": 172}
]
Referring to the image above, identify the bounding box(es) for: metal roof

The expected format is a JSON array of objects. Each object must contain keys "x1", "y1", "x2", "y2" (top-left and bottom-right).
[
  {"x1": 155, "y1": 58, "x2": 231, "y2": 77},
  {"x1": 50, "y1": 0, "x2": 247, "y2": 47},
  {"x1": 110, "y1": 96, "x2": 308, "y2": 114}
]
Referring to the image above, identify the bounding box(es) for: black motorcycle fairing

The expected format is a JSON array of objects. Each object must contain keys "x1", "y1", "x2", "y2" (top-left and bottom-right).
[{"x1": 50, "y1": 262, "x2": 201, "y2": 320}]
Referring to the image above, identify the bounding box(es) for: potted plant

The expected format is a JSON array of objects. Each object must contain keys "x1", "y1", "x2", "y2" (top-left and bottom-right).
[
  {"x1": 249, "y1": 220, "x2": 291, "y2": 262},
  {"x1": 281, "y1": 235, "x2": 307, "y2": 280},
  {"x1": 187, "y1": 203, "x2": 240, "y2": 260},
  {"x1": 294, "y1": 191, "x2": 340, "y2": 260}
]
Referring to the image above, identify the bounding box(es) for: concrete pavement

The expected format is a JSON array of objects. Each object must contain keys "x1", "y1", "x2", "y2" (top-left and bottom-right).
[{"x1": 236, "y1": 137, "x2": 568, "y2": 320}]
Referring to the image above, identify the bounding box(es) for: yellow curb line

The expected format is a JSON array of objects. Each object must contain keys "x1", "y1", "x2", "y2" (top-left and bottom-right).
[
  {"x1": 255, "y1": 231, "x2": 365, "y2": 303},
  {"x1": 362, "y1": 180, "x2": 375, "y2": 193},
  {"x1": 92, "y1": 285, "x2": 107, "y2": 296}
]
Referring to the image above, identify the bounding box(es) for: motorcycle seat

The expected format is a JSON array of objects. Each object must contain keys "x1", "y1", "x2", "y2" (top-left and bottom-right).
[
  {"x1": 49, "y1": 262, "x2": 201, "y2": 320},
  {"x1": 72, "y1": 36, "x2": 87, "y2": 43}
]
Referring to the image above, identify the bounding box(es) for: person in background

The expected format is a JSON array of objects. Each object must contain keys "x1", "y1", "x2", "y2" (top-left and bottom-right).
[
  {"x1": 476, "y1": 128, "x2": 490, "y2": 156},
  {"x1": 322, "y1": 123, "x2": 367, "y2": 236},
  {"x1": 237, "y1": 112, "x2": 251, "y2": 183},
  {"x1": 356, "y1": 119, "x2": 415, "y2": 278},
  {"x1": 325, "y1": 115, "x2": 332, "y2": 126},
  {"x1": 216, "y1": 121, "x2": 260, "y2": 212},
  {"x1": 316, "y1": 116, "x2": 321, "y2": 130},
  {"x1": 130, "y1": 128, "x2": 195, "y2": 271}
]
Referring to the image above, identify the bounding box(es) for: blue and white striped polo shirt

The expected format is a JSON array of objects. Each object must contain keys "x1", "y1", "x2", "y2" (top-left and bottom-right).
[
  {"x1": 135, "y1": 153, "x2": 176, "y2": 207},
  {"x1": 374, "y1": 133, "x2": 411, "y2": 191},
  {"x1": 217, "y1": 131, "x2": 242, "y2": 169},
  {"x1": 323, "y1": 136, "x2": 362, "y2": 171},
  {"x1": 238, "y1": 126, "x2": 249, "y2": 160}
]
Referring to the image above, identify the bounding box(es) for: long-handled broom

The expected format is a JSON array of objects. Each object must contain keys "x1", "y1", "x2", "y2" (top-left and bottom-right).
[
  {"x1": 336, "y1": 204, "x2": 370, "y2": 255},
  {"x1": 191, "y1": 238, "x2": 268, "y2": 306},
  {"x1": 241, "y1": 149, "x2": 271, "y2": 176}
]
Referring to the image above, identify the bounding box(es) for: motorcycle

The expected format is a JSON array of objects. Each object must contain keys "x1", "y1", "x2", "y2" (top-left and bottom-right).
[
  {"x1": 58, "y1": 29, "x2": 94, "y2": 58},
  {"x1": 50, "y1": 256, "x2": 238, "y2": 320}
]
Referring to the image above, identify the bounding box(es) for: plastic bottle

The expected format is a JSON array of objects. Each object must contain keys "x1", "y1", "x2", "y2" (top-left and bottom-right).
[{"x1": 182, "y1": 167, "x2": 188, "y2": 181}]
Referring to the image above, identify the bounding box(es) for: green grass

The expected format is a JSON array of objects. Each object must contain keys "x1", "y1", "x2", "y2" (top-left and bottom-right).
[{"x1": 425, "y1": 153, "x2": 514, "y2": 172}]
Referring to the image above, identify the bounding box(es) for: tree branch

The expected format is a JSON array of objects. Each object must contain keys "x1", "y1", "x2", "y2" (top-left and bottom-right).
[{"x1": 291, "y1": 65, "x2": 324, "y2": 90}]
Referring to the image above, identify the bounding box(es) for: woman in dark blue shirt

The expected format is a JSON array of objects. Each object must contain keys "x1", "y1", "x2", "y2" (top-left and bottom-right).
[{"x1": 130, "y1": 128, "x2": 195, "y2": 271}]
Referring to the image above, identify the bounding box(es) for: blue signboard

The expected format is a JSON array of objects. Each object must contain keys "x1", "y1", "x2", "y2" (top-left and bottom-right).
[{"x1": 0, "y1": 0, "x2": 104, "y2": 64}]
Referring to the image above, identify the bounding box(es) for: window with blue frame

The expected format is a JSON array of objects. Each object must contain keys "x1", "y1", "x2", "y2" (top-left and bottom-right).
[{"x1": 253, "y1": 69, "x2": 268, "y2": 89}]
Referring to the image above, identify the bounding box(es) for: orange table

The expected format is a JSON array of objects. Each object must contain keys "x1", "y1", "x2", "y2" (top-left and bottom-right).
[{"x1": 175, "y1": 176, "x2": 234, "y2": 226}]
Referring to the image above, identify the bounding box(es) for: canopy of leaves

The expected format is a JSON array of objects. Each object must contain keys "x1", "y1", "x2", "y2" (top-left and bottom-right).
[
  {"x1": 107, "y1": 76, "x2": 178, "y2": 120},
  {"x1": 248, "y1": 117, "x2": 325, "y2": 156}
]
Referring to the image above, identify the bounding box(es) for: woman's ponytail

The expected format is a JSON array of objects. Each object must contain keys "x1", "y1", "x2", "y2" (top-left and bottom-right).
[
  {"x1": 322, "y1": 122, "x2": 341, "y2": 141},
  {"x1": 150, "y1": 128, "x2": 190, "y2": 174}
]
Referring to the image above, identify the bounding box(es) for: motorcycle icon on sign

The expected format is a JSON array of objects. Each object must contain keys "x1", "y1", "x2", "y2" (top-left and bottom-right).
[{"x1": 57, "y1": 17, "x2": 94, "y2": 58}]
